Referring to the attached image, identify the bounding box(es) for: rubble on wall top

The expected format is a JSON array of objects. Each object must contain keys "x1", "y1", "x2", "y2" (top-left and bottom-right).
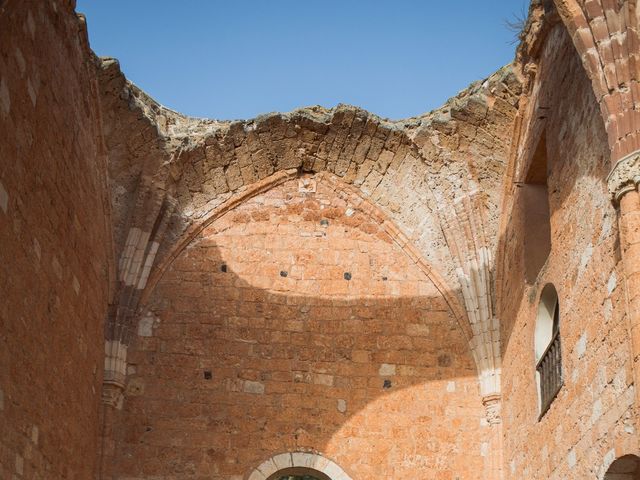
[
  {"x1": 97, "y1": 54, "x2": 521, "y2": 152},
  {"x1": 515, "y1": 0, "x2": 561, "y2": 66}
]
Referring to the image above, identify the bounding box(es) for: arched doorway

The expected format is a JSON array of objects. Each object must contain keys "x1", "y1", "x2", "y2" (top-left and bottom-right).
[
  {"x1": 267, "y1": 467, "x2": 331, "y2": 480},
  {"x1": 248, "y1": 452, "x2": 352, "y2": 480},
  {"x1": 604, "y1": 454, "x2": 640, "y2": 479}
]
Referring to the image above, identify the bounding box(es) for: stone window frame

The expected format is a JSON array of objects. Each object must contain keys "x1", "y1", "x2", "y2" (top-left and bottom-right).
[
  {"x1": 521, "y1": 131, "x2": 553, "y2": 285},
  {"x1": 247, "y1": 452, "x2": 352, "y2": 480}
]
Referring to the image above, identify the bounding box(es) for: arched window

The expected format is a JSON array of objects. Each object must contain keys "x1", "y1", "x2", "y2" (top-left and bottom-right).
[
  {"x1": 522, "y1": 133, "x2": 552, "y2": 284},
  {"x1": 535, "y1": 283, "x2": 562, "y2": 417}
]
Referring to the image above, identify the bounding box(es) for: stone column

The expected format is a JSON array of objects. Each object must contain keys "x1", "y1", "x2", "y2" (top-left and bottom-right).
[
  {"x1": 98, "y1": 340, "x2": 128, "y2": 479},
  {"x1": 482, "y1": 394, "x2": 504, "y2": 480},
  {"x1": 608, "y1": 151, "x2": 640, "y2": 431}
]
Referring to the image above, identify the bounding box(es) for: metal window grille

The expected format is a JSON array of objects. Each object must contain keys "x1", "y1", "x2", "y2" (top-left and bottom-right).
[{"x1": 537, "y1": 302, "x2": 562, "y2": 418}]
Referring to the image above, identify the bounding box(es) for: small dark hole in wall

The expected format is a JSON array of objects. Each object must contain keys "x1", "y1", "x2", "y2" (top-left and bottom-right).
[
  {"x1": 280, "y1": 271, "x2": 288, "y2": 277},
  {"x1": 320, "y1": 219, "x2": 329, "y2": 226},
  {"x1": 344, "y1": 272, "x2": 352, "y2": 281},
  {"x1": 382, "y1": 276, "x2": 388, "y2": 281},
  {"x1": 220, "y1": 264, "x2": 227, "y2": 273},
  {"x1": 437, "y1": 354, "x2": 452, "y2": 367},
  {"x1": 383, "y1": 379, "x2": 392, "y2": 389},
  {"x1": 204, "y1": 371, "x2": 212, "y2": 380}
]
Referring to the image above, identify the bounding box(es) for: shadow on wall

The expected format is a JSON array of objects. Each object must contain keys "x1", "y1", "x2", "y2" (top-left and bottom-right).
[
  {"x1": 492, "y1": 21, "x2": 631, "y2": 479},
  {"x1": 496, "y1": 23, "x2": 614, "y2": 354},
  {"x1": 105, "y1": 176, "x2": 489, "y2": 480}
]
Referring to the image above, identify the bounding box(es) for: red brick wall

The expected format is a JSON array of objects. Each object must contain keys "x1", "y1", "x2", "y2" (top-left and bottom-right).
[
  {"x1": 498, "y1": 25, "x2": 636, "y2": 479},
  {"x1": 0, "y1": 1, "x2": 110, "y2": 478},
  {"x1": 107, "y1": 176, "x2": 490, "y2": 479},
  {"x1": 5, "y1": 2, "x2": 635, "y2": 479}
]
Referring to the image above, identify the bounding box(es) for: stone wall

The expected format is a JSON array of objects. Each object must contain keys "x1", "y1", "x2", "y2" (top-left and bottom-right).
[
  {"x1": 0, "y1": 1, "x2": 111, "y2": 479},
  {"x1": 105, "y1": 176, "x2": 490, "y2": 480},
  {"x1": 4, "y1": 1, "x2": 640, "y2": 479},
  {"x1": 498, "y1": 23, "x2": 637, "y2": 479},
  {"x1": 97, "y1": 57, "x2": 521, "y2": 422}
]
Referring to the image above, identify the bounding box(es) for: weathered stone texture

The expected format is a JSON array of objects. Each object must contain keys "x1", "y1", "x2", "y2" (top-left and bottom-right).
[
  {"x1": 97, "y1": 59, "x2": 521, "y2": 418},
  {"x1": 5, "y1": 0, "x2": 640, "y2": 479},
  {"x1": 0, "y1": 1, "x2": 110, "y2": 479},
  {"x1": 105, "y1": 177, "x2": 489, "y2": 480},
  {"x1": 499, "y1": 23, "x2": 634, "y2": 479}
]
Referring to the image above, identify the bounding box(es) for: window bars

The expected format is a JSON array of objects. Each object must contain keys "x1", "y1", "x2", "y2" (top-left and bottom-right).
[{"x1": 537, "y1": 327, "x2": 562, "y2": 418}]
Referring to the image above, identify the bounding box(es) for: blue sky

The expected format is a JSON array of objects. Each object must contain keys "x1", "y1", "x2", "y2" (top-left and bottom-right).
[{"x1": 77, "y1": 1, "x2": 529, "y2": 121}]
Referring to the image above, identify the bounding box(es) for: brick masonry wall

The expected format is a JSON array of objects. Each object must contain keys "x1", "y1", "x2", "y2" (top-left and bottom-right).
[
  {"x1": 105, "y1": 177, "x2": 492, "y2": 480},
  {"x1": 498, "y1": 25, "x2": 637, "y2": 479},
  {"x1": 95, "y1": 59, "x2": 520, "y2": 432},
  {"x1": 6, "y1": 1, "x2": 638, "y2": 479},
  {"x1": 0, "y1": 1, "x2": 110, "y2": 479}
]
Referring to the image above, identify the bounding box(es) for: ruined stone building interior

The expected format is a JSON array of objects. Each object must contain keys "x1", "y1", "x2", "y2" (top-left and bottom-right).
[{"x1": 5, "y1": 0, "x2": 640, "y2": 478}]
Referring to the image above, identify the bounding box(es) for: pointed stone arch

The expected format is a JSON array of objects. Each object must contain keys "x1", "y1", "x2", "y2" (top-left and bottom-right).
[
  {"x1": 552, "y1": 0, "x2": 640, "y2": 162},
  {"x1": 139, "y1": 170, "x2": 471, "y2": 344},
  {"x1": 99, "y1": 64, "x2": 521, "y2": 411}
]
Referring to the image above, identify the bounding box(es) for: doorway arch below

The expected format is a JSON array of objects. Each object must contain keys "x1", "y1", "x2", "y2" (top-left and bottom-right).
[
  {"x1": 247, "y1": 452, "x2": 352, "y2": 480},
  {"x1": 603, "y1": 454, "x2": 640, "y2": 479},
  {"x1": 266, "y1": 467, "x2": 331, "y2": 480}
]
